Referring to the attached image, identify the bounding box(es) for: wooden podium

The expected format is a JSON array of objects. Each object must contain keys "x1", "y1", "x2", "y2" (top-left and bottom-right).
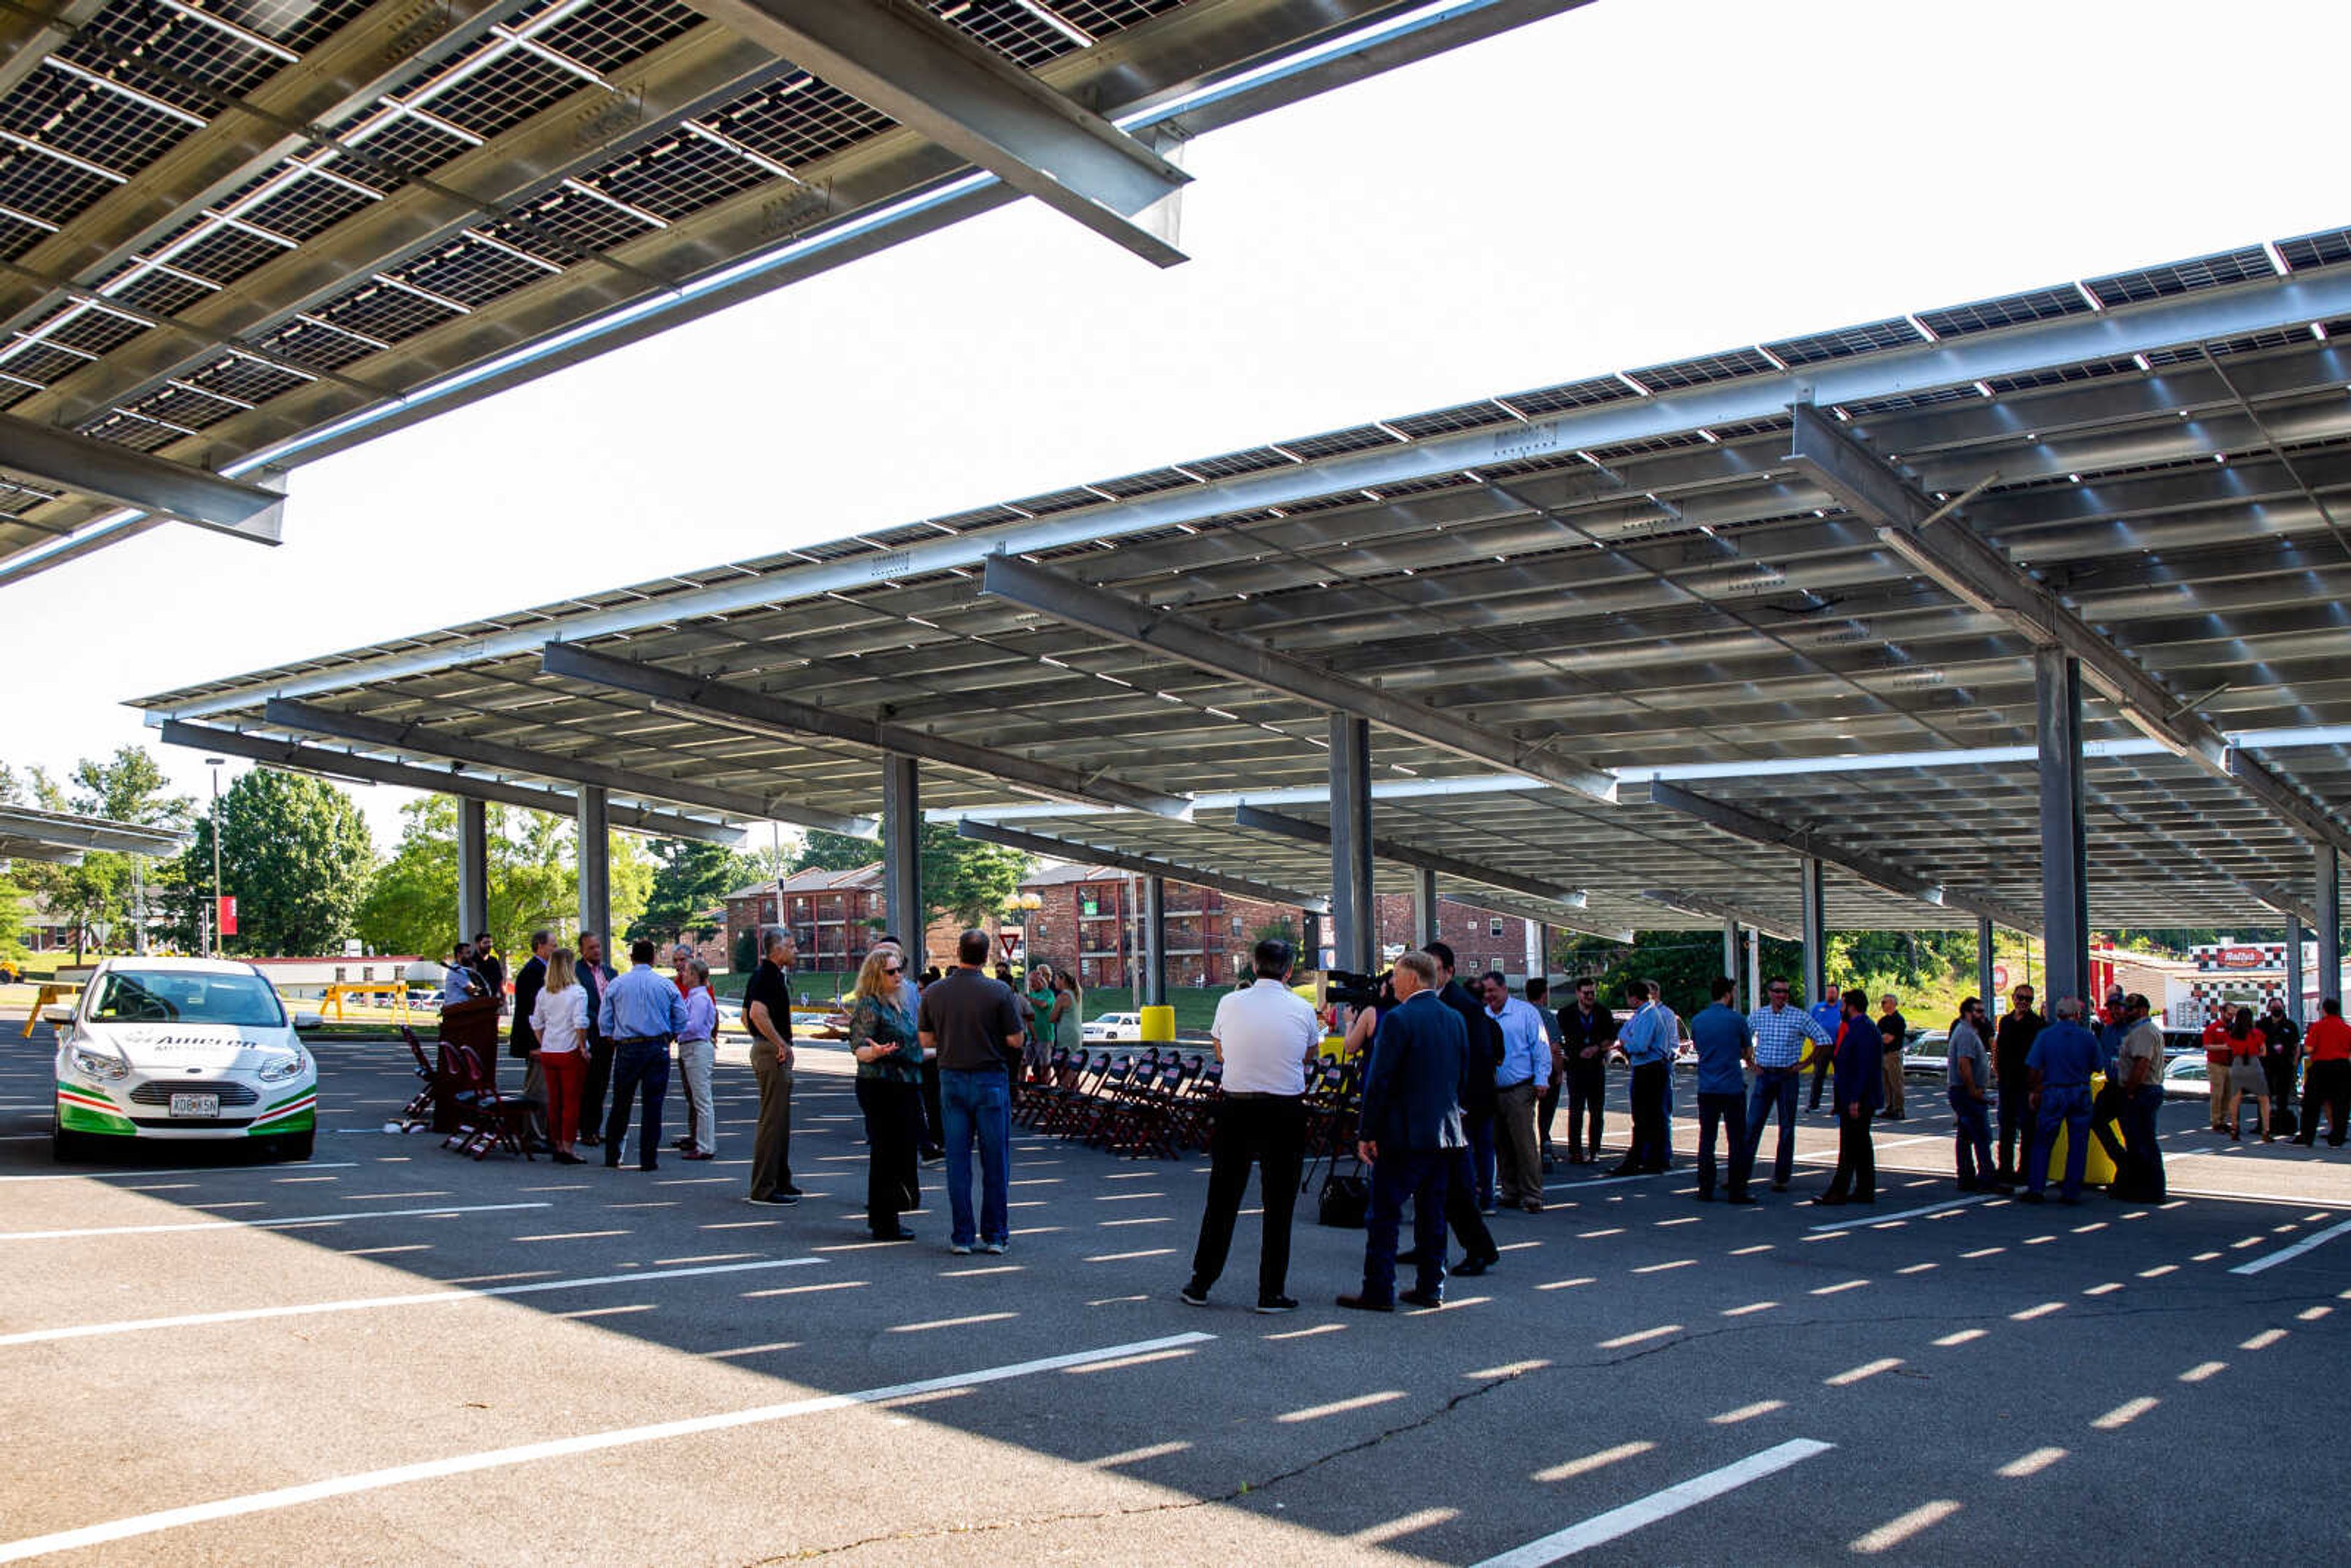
[{"x1": 432, "y1": 997, "x2": 501, "y2": 1133}]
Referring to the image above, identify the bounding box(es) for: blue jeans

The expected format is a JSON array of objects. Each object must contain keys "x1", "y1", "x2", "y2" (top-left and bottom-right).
[
  {"x1": 2030, "y1": 1085, "x2": 2091, "y2": 1198},
  {"x1": 1742, "y1": 1068, "x2": 1802, "y2": 1187},
  {"x1": 1948, "y1": 1087, "x2": 1993, "y2": 1187},
  {"x1": 1362, "y1": 1148, "x2": 1448, "y2": 1304},
  {"x1": 602, "y1": 1039, "x2": 669, "y2": 1168},
  {"x1": 940, "y1": 1068, "x2": 1011, "y2": 1247}
]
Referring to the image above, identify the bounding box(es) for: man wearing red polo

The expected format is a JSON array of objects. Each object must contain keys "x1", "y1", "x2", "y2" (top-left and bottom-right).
[{"x1": 2293, "y1": 997, "x2": 2350, "y2": 1148}]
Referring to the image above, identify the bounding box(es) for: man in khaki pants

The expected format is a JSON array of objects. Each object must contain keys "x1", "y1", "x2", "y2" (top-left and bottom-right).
[
  {"x1": 1478, "y1": 970, "x2": 1551, "y2": 1212},
  {"x1": 744, "y1": 927, "x2": 800, "y2": 1206}
]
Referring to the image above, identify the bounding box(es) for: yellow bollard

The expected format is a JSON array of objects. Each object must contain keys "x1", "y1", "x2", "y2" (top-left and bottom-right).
[
  {"x1": 1139, "y1": 1005, "x2": 1176, "y2": 1043},
  {"x1": 2041, "y1": 1073, "x2": 2120, "y2": 1188}
]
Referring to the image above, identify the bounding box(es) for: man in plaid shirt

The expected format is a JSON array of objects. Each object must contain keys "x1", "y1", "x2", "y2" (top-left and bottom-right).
[{"x1": 1738, "y1": 977, "x2": 1834, "y2": 1195}]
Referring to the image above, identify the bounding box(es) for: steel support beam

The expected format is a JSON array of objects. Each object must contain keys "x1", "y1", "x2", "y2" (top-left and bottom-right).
[
  {"x1": 954, "y1": 819, "x2": 1328, "y2": 913},
  {"x1": 540, "y1": 641, "x2": 1189, "y2": 819},
  {"x1": 881, "y1": 754, "x2": 921, "y2": 947},
  {"x1": 1800, "y1": 856, "x2": 1826, "y2": 1007},
  {"x1": 2320, "y1": 847, "x2": 2342, "y2": 1008},
  {"x1": 1649, "y1": 779, "x2": 2042, "y2": 935},
  {"x1": 1142, "y1": 874, "x2": 1167, "y2": 1007},
  {"x1": 1302, "y1": 910, "x2": 1323, "y2": 972},
  {"x1": 1723, "y1": 918, "x2": 1739, "y2": 986},
  {"x1": 1329, "y1": 714, "x2": 1376, "y2": 975},
  {"x1": 577, "y1": 786, "x2": 610, "y2": 948},
  {"x1": 1639, "y1": 888, "x2": 1797, "y2": 941},
  {"x1": 1978, "y1": 917, "x2": 1997, "y2": 1012},
  {"x1": 982, "y1": 552, "x2": 1618, "y2": 803},
  {"x1": 1790, "y1": 400, "x2": 2351, "y2": 857},
  {"x1": 0, "y1": 0, "x2": 109, "y2": 98},
  {"x1": 1415, "y1": 866, "x2": 1440, "y2": 948},
  {"x1": 0, "y1": 803, "x2": 187, "y2": 858},
  {"x1": 159, "y1": 720, "x2": 746, "y2": 843},
  {"x1": 2037, "y1": 647, "x2": 2092, "y2": 1010},
  {"x1": 263, "y1": 697, "x2": 871, "y2": 838},
  {"x1": 2287, "y1": 915, "x2": 2307, "y2": 1026},
  {"x1": 683, "y1": 0, "x2": 1188, "y2": 265},
  {"x1": 1746, "y1": 927, "x2": 1761, "y2": 1011},
  {"x1": 1232, "y1": 803, "x2": 1586, "y2": 907},
  {"x1": 2251, "y1": 883, "x2": 2322, "y2": 929},
  {"x1": 0, "y1": 410, "x2": 283, "y2": 542},
  {"x1": 456, "y1": 797, "x2": 489, "y2": 945}
]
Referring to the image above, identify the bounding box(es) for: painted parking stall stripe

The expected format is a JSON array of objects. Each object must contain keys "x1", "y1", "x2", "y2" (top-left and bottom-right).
[
  {"x1": 0, "y1": 1332, "x2": 1218, "y2": 1562},
  {"x1": 2229, "y1": 1216, "x2": 2351, "y2": 1275},
  {"x1": 1807, "y1": 1193, "x2": 2000, "y2": 1232},
  {"x1": 1471, "y1": 1439, "x2": 1834, "y2": 1566},
  {"x1": 0, "y1": 1256, "x2": 827, "y2": 1346},
  {"x1": 0, "y1": 1161, "x2": 361, "y2": 1182},
  {"x1": 0, "y1": 1201, "x2": 549, "y2": 1240}
]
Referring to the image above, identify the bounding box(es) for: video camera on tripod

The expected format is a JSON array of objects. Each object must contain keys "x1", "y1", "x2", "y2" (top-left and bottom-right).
[{"x1": 1319, "y1": 967, "x2": 1389, "y2": 1011}]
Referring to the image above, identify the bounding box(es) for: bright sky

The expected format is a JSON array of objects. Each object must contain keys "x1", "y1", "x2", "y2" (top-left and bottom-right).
[{"x1": 4, "y1": 0, "x2": 2343, "y2": 845}]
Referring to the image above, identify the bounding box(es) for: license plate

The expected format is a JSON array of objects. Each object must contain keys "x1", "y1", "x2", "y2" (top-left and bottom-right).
[{"x1": 169, "y1": 1093, "x2": 220, "y2": 1118}]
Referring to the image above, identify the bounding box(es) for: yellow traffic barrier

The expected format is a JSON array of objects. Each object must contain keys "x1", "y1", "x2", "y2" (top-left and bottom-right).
[
  {"x1": 19, "y1": 983, "x2": 80, "y2": 1038},
  {"x1": 1139, "y1": 1004, "x2": 1175, "y2": 1043},
  {"x1": 2040, "y1": 1073, "x2": 2120, "y2": 1188},
  {"x1": 320, "y1": 981, "x2": 413, "y2": 1022}
]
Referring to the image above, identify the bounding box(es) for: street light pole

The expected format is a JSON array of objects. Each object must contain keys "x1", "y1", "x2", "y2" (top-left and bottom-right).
[{"x1": 204, "y1": 757, "x2": 224, "y2": 958}]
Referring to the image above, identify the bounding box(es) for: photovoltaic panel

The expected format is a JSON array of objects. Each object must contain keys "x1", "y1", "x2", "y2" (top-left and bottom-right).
[
  {"x1": 1386, "y1": 400, "x2": 1520, "y2": 439},
  {"x1": 1625, "y1": 345, "x2": 1778, "y2": 391},
  {"x1": 1762, "y1": 318, "x2": 1924, "y2": 366},
  {"x1": 1179, "y1": 447, "x2": 1295, "y2": 480},
  {"x1": 539, "y1": 0, "x2": 704, "y2": 75},
  {"x1": 1094, "y1": 468, "x2": 1199, "y2": 499},
  {"x1": 1915, "y1": 285, "x2": 2091, "y2": 339},
  {"x1": 1275, "y1": 424, "x2": 1398, "y2": 461},
  {"x1": 1499, "y1": 375, "x2": 1640, "y2": 416},
  {"x1": 2278, "y1": 228, "x2": 2351, "y2": 272},
  {"x1": 2082, "y1": 246, "x2": 2274, "y2": 308}
]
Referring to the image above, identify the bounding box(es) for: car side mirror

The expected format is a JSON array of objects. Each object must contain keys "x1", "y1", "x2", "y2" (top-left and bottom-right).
[
  {"x1": 41, "y1": 1004, "x2": 75, "y2": 1026},
  {"x1": 292, "y1": 1011, "x2": 323, "y2": 1030}
]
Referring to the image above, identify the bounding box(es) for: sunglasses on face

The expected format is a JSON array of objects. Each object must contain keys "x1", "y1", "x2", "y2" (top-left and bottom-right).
[{"x1": 883, "y1": 964, "x2": 902, "y2": 974}]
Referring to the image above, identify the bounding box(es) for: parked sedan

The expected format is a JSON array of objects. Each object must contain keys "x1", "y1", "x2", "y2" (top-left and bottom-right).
[
  {"x1": 2162, "y1": 1054, "x2": 2214, "y2": 1101},
  {"x1": 1902, "y1": 1029, "x2": 1949, "y2": 1076}
]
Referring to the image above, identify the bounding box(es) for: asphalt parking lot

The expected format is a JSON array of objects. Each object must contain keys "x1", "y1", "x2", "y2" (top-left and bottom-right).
[{"x1": 3, "y1": 1024, "x2": 2345, "y2": 1566}]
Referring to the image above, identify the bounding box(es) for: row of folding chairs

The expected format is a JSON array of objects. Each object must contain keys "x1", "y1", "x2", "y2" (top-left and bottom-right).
[
  {"x1": 400, "y1": 1026, "x2": 536, "y2": 1161},
  {"x1": 1014, "y1": 1045, "x2": 1223, "y2": 1158}
]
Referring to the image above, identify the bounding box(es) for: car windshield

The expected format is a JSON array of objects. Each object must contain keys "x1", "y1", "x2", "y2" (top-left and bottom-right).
[{"x1": 88, "y1": 970, "x2": 285, "y2": 1027}]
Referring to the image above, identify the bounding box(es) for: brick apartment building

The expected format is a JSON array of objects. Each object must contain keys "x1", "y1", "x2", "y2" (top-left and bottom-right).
[{"x1": 721, "y1": 866, "x2": 978, "y2": 977}]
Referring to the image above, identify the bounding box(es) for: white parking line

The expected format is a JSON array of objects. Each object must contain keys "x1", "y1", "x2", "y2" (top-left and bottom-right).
[
  {"x1": 0, "y1": 1330, "x2": 1218, "y2": 1562},
  {"x1": 1471, "y1": 1438, "x2": 1834, "y2": 1565},
  {"x1": 0, "y1": 1161, "x2": 361, "y2": 1183},
  {"x1": 0, "y1": 1201, "x2": 549, "y2": 1240},
  {"x1": 0, "y1": 1256, "x2": 826, "y2": 1346},
  {"x1": 2229, "y1": 1216, "x2": 2351, "y2": 1275},
  {"x1": 1807, "y1": 1194, "x2": 1998, "y2": 1232}
]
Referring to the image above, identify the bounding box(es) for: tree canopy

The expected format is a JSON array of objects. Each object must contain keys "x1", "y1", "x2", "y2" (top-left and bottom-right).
[
  {"x1": 178, "y1": 770, "x2": 374, "y2": 957},
  {"x1": 4, "y1": 746, "x2": 193, "y2": 959},
  {"x1": 354, "y1": 798, "x2": 651, "y2": 958}
]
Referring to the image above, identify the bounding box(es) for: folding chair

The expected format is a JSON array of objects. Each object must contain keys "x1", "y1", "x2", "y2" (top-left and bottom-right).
[
  {"x1": 394, "y1": 1026, "x2": 436, "y2": 1130},
  {"x1": 439, "y1": 1043, "x2": 535, "y2": 1161}
]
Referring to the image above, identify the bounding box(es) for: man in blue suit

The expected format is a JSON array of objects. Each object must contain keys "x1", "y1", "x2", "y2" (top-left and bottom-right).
[
  {"x1": 1815, "y1": 988, "x2": 1883, "y2": 1206},
  {"x1": 1340, "y1": 950, "x2": 1470, "y2": 1313}
]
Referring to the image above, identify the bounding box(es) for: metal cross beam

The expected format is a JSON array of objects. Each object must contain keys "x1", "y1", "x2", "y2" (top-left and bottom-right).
[
  {"x1": 0, "y1": 803, "x2": 188, "y2": 859},
  {"x1": 0, "y1": 410, "x2": 283, "y2": 542},
  {"x1": 262, "y1": 697, "x2": 872, "y2": 838},
  {"x1": 539, "y1": 640, "x2": 1192, "y2": 819},
  {"x1": 684, "y1": 0, "x2": 1190, "y2": 265},
  {"x1": 1640, "y1": 887, "x2": 1798, "y2": 941},
  {"x1": 2249, "y1": 882, "x2": 2323, "y2": 928},
  {"x1": 1648, "y1": 778, "x2": 2042, "y2": 935},
  {"x1": 159, "y1": 720, "x2": 748, "y2": 844},
  {"x1": 981, "y1": 551, "x2": 1619, "y2": 802},
  {"x1": 1787, "y1": 400, "x2": 2351, "y2": 857},
  {"x1": 955, "y1": 818, "x2": 1329, "y2": 912},
  {"x1": 1232, "y1": 802, "x2": 1588, "y2": 908}
]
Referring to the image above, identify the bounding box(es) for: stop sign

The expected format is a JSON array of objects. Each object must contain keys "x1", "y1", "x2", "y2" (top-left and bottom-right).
[{"x1": 1992, "y1": 964, "x2": 2009, "y2": 991}]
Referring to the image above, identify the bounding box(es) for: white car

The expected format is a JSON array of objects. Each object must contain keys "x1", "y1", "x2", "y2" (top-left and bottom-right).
[
  {"x1": 49, "y1": 957, "x2": 320, "y2": 1163},
  {"x1": 1082, "y1": 1011, "x2": 1143, "y2": 1043},
  {"x1": 2162, "y1": 1054, "x2": 2215, "y2": 1101}
]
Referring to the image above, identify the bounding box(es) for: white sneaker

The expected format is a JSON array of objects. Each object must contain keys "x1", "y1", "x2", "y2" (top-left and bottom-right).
[{"x1": 951, "y1": 1242, "x2": 973, "y2": 1255}]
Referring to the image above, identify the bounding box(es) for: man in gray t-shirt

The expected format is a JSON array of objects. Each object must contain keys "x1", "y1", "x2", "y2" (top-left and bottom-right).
[{"x1": 1945, "y1": 998, "x2": 1996, "y2": 1190}]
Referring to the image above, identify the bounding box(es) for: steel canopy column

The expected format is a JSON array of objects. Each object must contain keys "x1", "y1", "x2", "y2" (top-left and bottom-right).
[
  {"x1": 2037, "y1": 648, "x2": 2092, "y2": 1008},
  {"x1": 1723, "y1": 918, "x2": 1739, "y2": 986},
  {"x1": 1302, "y1": 911, "x2": 1324, "y2": 971},
  {"x1": 576, "y1": 787, "x2": 609, "y2": 948},
  {"x1": 881, "y1": 755, "x2": 920, "y2": 955},
  {"x1": 456, "y1": 797, "x2": 489, "y2": 943},
  {"x1": 1142, "y1": 875, "x2": 1167, "y2": 1007},
  {"x1": 1978, "y1": 917, "x2": 1997, "y2": 1011},
  {"x1": 2320, "y1": 847, "x2": 2342, "y2": 1006},
  {"x1": 1330, "y1": 715, "x2": 1376, "y2": 976},
  {"x1": 2287, "y1": 915, "x2": 2307, "y2": 1022},
  {"x1": 1746, "y1": 928, "x2": 1761, "y2": 1010},
  {"x1": 1800, "y1": 856, "x2": 1826, "y2": 1006},
  {"x1": 1416, "y1": 866, "x2": 1440, "y2": 947}
]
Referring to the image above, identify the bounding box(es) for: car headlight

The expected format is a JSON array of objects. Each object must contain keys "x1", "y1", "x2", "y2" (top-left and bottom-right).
[
  {"x1": 257, "y1": 1050, "x2": 308, "y2": 1083},
  {"x1": 70, "y1": 1044, "x2": 130, "y2": 1082}
]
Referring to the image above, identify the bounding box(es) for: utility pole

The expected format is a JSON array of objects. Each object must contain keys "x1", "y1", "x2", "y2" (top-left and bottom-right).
[{"x1": 204, "y1": 757, "x2": 225, "y2": 958}]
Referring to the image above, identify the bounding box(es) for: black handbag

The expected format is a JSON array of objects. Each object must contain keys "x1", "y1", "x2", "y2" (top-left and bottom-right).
[{"x1": 1318, "y1": 1166, "x2": 1370, "y2": 1229}]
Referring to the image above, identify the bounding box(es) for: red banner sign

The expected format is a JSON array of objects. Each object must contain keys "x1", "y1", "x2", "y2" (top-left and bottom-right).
[{"x1": 217, "y1": 896, "x2": 237, "y2": 937}]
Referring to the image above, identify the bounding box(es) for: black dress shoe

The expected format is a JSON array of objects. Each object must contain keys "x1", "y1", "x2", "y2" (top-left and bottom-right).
[
  {"x1": 1605, "y1": 1163, "x2": 1641, "y2": 1177},
  {"x1": 781, "y1": 1185, "x2": 806, "y2": 1198},
  {"x1": 1335, "y1": 1292, "x2": 1394, "y2": 1313},
  {"x1": 579, "y1": 1133, "x2": 602, "y2": 1147},
  {"x1": 1693, "y1": 1190, "x2": 1715, "y2": 1202},
  {"x1": 1812, "y1": 1195, "x2": 1847, "y2": 1206},
  {"x1": 1727, "y1": 1193, "x2": 1760, "y2": 1206},
  {"x1": 1254, "y1": 1296, "x2": 1299, "y2": 1315},
  {"x1": 871, "y1": 1227, "x2": 916, "y2": 1241},
  {"x1": 2015, "y1": 1190, "x2": 2045, "y2": 1204},
  {"x1": 639, "y1": 1163, "x2": 659, "y2": 1172},
  {"x1": 1450, "y1": 1253, "x2": 1498, "y2": 1277},
  {"x1": 603, "y1": 1158, "x2": 621, "y2": 1169},
  {"x1": 1398, "y1": 1288, "x2": 1444, "y2": 1310}
]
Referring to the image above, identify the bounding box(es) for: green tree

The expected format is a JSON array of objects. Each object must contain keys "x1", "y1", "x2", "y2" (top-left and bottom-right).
[
  {"x1": 354, "y1": 798, "x2": 655, "y2": 957},
  {"x1": 791, "y1": 824, "x2": 1029, "y2": 929},
  {"x1": 0, "y1": 874, "x2": 26, "y2": 964},
  {"x1": 9, "y1": 746, "x2": 192, "y2": 959},
  {"x1": 628, "y1": 838, "x2": 752, "y2": 943},
  {"x1": 178, "y1": 771, "x2": 373, "y2": 957}
]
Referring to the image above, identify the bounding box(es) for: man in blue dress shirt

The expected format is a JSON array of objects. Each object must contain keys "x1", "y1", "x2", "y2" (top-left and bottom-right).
[
  {"x1": 1689, "y1": 977, "x2": 1755, "y2": 1204},
  {"x1": 2022, "y1": 996, "x2": 2102, "y2": 1204},
  {"x1": 597, "y1": 937, "x2": 688, "y2": 1171},
  {"x1": 1806, "y1": 981, "x2": 1843, "y2": 1111},
  {"x1": 1610, "y1": 980, "x2": 1676, "y2": 1176}
]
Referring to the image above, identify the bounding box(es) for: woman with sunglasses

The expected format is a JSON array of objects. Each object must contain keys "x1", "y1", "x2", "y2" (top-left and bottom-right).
[{"x1": 847, "y1": 946, "x2": 925, "y2": 1239}]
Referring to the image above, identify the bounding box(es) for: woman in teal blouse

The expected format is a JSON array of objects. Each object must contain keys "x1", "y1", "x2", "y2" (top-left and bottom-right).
[{"x1": 847, "y1": 947, "x2": 924, "y2": 1240}]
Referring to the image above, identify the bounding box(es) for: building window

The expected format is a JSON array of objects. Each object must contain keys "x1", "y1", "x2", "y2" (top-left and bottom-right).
[
  {"x1": 334, "y1": 966, "x2": 347, "y2": 982},
  {"x1": 1230, "y1": 917, "x2": 1243, "y2": 936},
  {"x1": 1488, "y1": 917, "x2": 1504, "y2": 938}
]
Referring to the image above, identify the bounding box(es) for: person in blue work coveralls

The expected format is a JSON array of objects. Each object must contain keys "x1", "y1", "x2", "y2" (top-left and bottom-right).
[
  {"x1": 1815, "y1": 989, "x2": 1883, "y2": 1206},
  {"x1": 1689, "y1": 977, "x2": 1755, "y2": 1204},
  {"x1": 2021, "y1": 996, "x2": 2102, "y2": 1205}
]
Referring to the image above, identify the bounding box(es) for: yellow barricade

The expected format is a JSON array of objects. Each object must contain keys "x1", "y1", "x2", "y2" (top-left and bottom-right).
[
  {"x1": 1139, "y1": 1005, "x2": 1176, "y2": 1043},
  {"x1": 20, "y1": 983, "x2": 81, "y2": 1038},
  {"x1": 2040, "y1": 1073, "x2": 2120, "y2": 1188}
]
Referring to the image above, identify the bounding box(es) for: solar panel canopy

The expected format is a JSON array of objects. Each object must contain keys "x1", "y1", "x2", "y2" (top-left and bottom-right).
[
  {"x1": 132, "y1": 222, "x2": 2351, "y2": 937},
  {"x1": 0, "y1": 0, "x2": 1593, "y2": 574}
]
